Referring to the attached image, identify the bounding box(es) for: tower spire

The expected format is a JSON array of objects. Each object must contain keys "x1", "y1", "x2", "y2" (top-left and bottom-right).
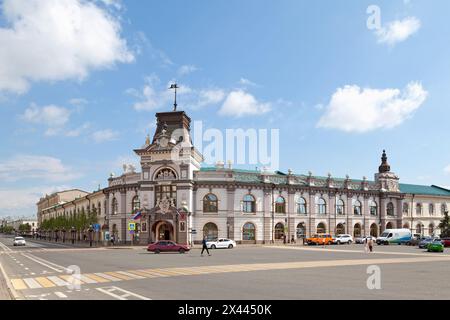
[
  {"x1": 169, "y1": 83, "x2": 179, "y2": 111},
  {"x1": 378, "y1": 149, "x2": 391, "y2": 173}
]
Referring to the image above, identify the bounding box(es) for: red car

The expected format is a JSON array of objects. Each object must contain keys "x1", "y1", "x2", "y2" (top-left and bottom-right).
[
  {"x1": 147, "y1": 240, "x2": 190, "y2": 254},
  {"x1": 440, "y1": 238, "x2": 450, "y2": 247}
]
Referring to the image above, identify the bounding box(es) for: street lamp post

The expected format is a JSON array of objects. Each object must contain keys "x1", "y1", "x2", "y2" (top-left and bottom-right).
[
  {"x1": 88, "y1": 225, "x2": 94, "y2": 247},
  {"x1": 71, "y1": 226, "x2": 75, "y2": 245}
]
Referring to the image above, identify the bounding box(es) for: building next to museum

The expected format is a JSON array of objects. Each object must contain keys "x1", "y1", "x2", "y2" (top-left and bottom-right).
[{"x1": 37, "y1": 106, "x2": 450, "y2": 245}]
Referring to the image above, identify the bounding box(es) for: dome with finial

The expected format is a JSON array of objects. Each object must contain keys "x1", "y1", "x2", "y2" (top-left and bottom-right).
[{"x1": 378, "y1": 149, "x2": 391, "y2": 173}]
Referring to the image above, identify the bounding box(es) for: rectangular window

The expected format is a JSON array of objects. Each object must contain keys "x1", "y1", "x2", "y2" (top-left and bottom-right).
[{"x1": 155, "y1": 185, "x2": 177, "y2": 205}]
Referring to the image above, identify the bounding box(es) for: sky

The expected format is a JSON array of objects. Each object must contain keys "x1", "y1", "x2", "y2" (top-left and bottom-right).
[{"x1": 1, "y1": 0, "x2": 450, "y2": 218}]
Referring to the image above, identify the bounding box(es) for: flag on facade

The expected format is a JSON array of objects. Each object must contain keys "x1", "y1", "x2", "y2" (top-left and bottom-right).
[{"x1": 132, "y1": 211, "x2": 142, "y2": 220}]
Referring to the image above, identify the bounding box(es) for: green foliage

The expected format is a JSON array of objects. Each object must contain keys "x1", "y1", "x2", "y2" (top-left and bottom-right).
[
  {"x1": 0, "y1": 225, "x2": 14, "y2": 234},
  {"x1": 439, "y1": 211, "x2": 450, "y2": 238},
  {"x1": 40, "y1": 208, "x2": 99, "y2": 232},
  {"x1": 18, "y1": 223, "x2": 31, "y2": 233}
]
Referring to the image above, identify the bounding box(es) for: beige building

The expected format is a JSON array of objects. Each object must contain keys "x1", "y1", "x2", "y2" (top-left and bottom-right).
[{"x1": 37, "y1": 109, "x2": 450, "y2": 245}]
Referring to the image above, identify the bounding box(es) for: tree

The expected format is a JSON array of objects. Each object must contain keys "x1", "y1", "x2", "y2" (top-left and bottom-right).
[
  {"x1": 18, "y1": 223, "x2": 31, "y2": 234},
  {"x1": 439, "y1": 211, "x2": 450, "y2": 238}
]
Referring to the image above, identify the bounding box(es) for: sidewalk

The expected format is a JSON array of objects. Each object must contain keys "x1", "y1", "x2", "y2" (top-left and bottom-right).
[{"x1": 0, "y1": 264, "x2": 13, "y2": 300}]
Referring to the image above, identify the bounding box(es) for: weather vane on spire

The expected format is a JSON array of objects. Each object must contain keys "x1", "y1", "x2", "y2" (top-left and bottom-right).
[{"x1": 169, "y1": 83, "x2": 179, "y2": 111}]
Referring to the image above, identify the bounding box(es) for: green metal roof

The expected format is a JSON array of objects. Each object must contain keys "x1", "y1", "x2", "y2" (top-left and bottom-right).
[{"x1": 399, "y1": 184, "x2": 450, "y2": 196}]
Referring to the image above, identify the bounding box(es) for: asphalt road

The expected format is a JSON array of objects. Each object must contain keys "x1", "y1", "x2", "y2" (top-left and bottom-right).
[{"x1": 1, "y1": 234, "x2": 449, "y2": 300}]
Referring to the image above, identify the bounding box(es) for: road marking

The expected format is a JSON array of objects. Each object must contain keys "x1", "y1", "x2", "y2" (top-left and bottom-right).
[
  {"x1": 83, "y1": 274, "x2": 110, "y2": 283},
  {"x1": 35, "y1": 277, "x2": 56, "y2": 288},
  {"x1": 94, "y1": 272, "x2": 121, "y2": 282},
  {"x1": 79, "y1": 274, "x2": 98, "y2": 284},
  {"x1": 54, "y1": 292, "x2": 68, "y2": 299},
  {"x1": 21, "y1": 253, "x2": 63, "y2": 272},
  {"x1": 126, "y1": 270, "x2": 155, "y2": 278},
  {"x1": 23, "y1": 278, "x2": 42, "y2": 289},
  {"x1": 115, "y1": 271, "x2": 145, "y2": 279},
  {"x1": 47, "y1": 276, "x2": 70, "y2": 287},
  {"x1": 96, "y1": 286, "x2": 151, "y2": 300},
  {"x1": 104, "y1": 271, "x2": 134, "y2": 281},
  {"x1": 59, "y1": 274, "x2": 85, "y2": 285},
  {"x1": 10, "y1": 278, "x2": 27, "y2": 290}
]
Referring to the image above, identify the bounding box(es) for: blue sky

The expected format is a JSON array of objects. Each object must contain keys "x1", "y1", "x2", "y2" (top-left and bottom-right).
[{"x1": 1, "y1": 0, "x2": 450, "y2": 218}]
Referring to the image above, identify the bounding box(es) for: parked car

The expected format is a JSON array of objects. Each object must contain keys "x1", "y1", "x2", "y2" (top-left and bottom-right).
[
  {"x1": 427, "y1": 239, "x2": 444, "y2": 253},
  {"x1": 418, "y1": 237, "x2": 434, "y2": 249},
  {"x1": 356, "y1": 236, "x2": 376, "y2": 244},
  {"x1": 306, "y1": 234, "x2": 333, "y2": 245},
  {"x1": 206, "y1": 238, "x2": 236, "y2": 249},
  {"x1": 406, "y1": 236, "x2": 426, "y2": 246},
  {"x1": 440, "y1": 238, "x2": 450, "y2": 247},
  {"x1": 147, "y1": 241, "x2": 190, "y2": 254},
  {"x1": 13, "y1": 237, "x2": 26, "y2": 246},
  {"x1": 333, "y1": 234, "x2": 353, "y2": 245}
]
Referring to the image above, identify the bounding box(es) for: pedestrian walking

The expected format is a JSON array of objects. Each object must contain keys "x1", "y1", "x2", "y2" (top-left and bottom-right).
[
  {"x1": 201, "y1": 236, "x2": 211, "y2": 256},
  {"x1": 368, "y1": 238, "x2": 374, "y2": 253},
  {"x1": 364, "y1": 238, "x2": 369, "y2": 253},
  {"x1": 110, "y1": 234, "x2": 115, "y2": 246},
  {"x1": 291, "y1": 235, "x2": 296, "y2": 244}
]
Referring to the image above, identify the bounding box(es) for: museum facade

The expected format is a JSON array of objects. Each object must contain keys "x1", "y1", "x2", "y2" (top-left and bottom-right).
[{"x1": 37, "y1": 109, "x2": 450, "y2": 245}]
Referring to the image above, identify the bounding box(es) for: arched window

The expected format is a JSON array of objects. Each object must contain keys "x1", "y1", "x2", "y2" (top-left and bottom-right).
[
  {"x1": 297, "y1": 197, "x2": 307, "y2": 214},
  {"x1": 275, "y1": 196, "x2": 286, "y2": 214},
  {"x1": 243, "y1": 195, "x2": 256, "y2": 213},
  {"x1": 441, "y1": 203, "x2": 448, "y2": 215},
  {"x1": 369, "y1": 200, "x2": 377, "y2": 216},
  {"x1": 317, "y1": 222, "x2": 326, "y2": 234},
  {"x1": 429, "y1": 224, "x2": 435, "y2": 235},
  {"x1": 242, "y1": 223, "x2": 256, "y2": 241},
  {"x1": 387, "y1": 202, "x2": 395, "y2": 216},
  {"x1": 386, "y1": 222, "x2": 393, "y2": 229},
  {"x1": 132, "y1": 196, "x2": 140, "y2": 212},
  {"x1": 112, "y1": 198, "x2": 118, "y2": 215},
  {"x1": 353, "y1": 223, "x2": 362, "y2": 237},
  {"x1": 370, "y1": 224, "x2": 378, "y2": 237},
  {"x1": 203, "y1": 194, "x2": 218, "y2": 213},
  {"x1": 416, "y1": 223, "x2": 423, "y2": 235},
  {"x1": 296, "y1": 223, "x2": 306, "y2": 238},
  {"x1": 336, "y1": 223, "x2": 345, "y2": 235},
  {"x1": 275, "y1": 223, "x2": 285, "y2": 240},
  {"x1": 336, "y1": 199, "x2": 345, "y2": 215},
  {"x1": 317, "y1": 198, "x2": 327, "y2": 215},
  {"x1": 353, "y1": 200, "x2": 362, "y2": 216},
  {"x1": 203, "y1": 223, "x2": 218, "y2": 241},
  {"x1": 402, "y1": 203, "x2": 409, "y2": 215},
  {"x1": 429, "y1": 203, "x2": 434, "y2": 216},
  {"x1": 416, "y1": 203, "x2": 422, "y2": 215}
]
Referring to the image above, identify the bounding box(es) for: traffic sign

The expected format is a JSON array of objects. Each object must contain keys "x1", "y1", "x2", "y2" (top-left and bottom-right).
[{"x1": 128, "y1": 222, "x2": 136, "y2": 231}]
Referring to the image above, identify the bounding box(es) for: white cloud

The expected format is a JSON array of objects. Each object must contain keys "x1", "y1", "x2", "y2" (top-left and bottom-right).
[
  {"x1": 219, "y1": 90, "x2": 271, "y2": 117},
  {"x1": 239, "y1": 78, "x2": 257, "y2": 87},
  {"x1": 21, "y1": 104, "x2": 71, "y2": 127},
  {"x1": 444, "y1": 165, "x2": 450, "y2": 175},
  {"x1": 177, "y1": 65, "x2": 198, "y2": 76},
  {"x1": 0, "y1": 155, "x2": 80, "y2": 182},
  {"x1": 0, "y1": 185, "x2": 70, "y2": 217},
  {"x1": 65, "y1": 122, "x2": 91, "y2": 137},
  {"x1": 92, "y1": 129, "x2": 119, "y2": 143},
  {"x1": 317, "y1": 82, "x2": 428, "y2": 133},
  {"x1": 376, "y1": 17, "x2": 421, "y2": 45},
  {"x1": 129, "y1": 76, "x2": 225, "y2": 111},
  {"x1": 193, "y1": 89, "x2": 226, "y2": 109},
  {"x1": 0, "y1": 0, "x2": 133, "y2": 94}
]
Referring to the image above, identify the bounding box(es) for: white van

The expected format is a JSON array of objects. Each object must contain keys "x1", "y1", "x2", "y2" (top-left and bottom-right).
[{"x1": 376, "y1": 229, "x2": 412, "y2": 245}]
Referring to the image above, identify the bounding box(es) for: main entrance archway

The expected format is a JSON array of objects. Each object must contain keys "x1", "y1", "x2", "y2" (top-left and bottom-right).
[{"x1": 153, "y1": 221, "x2": 174, "y2": 241}]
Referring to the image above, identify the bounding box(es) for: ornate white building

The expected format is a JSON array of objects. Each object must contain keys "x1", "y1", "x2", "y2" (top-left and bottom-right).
[{"x1": 37, "y1": 109, "x2": 450, "y2": 245}]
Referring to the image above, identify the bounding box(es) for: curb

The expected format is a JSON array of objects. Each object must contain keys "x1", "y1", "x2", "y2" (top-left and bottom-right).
[{"x1": 0, "y1": 262, "x2": 21, "y2": 300}]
